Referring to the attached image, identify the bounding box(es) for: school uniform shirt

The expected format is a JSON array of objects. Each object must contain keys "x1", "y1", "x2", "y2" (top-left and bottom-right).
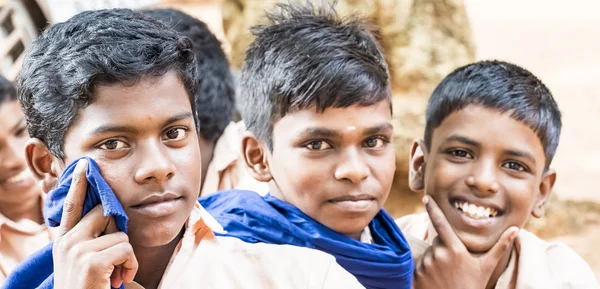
[
  {"x1": 0, "y1": 193, "x2": 57, "y2": 282},
  {"x1": 396, "y1": 212, "x2": 600, "y2": 289},
  {"x1": 124, "y1": 202, "x2": 364, "y2": 289},
  {"x1": 200, "y1": 122, "x2": 269, "y2": 197}
]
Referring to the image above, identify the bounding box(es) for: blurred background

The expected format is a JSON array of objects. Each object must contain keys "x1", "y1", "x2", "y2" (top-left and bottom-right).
[{"x1": 1, "y1": 0, "x2": 598, "y2": 279}]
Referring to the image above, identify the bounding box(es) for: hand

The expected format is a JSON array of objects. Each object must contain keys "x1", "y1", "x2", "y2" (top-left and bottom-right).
[
  {"x1": 53, "y1": 159, "x2": 138, "y2": 289},
  {"x1": 413, "y1": 195, "x2": 518, "y2": 289}
]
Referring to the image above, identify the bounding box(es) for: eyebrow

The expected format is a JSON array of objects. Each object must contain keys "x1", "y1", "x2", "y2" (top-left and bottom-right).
[
  {"x1": 297, "y1": 123, "x2": 394, "y2": 139},
  {"x1": 505, "y1": 149, "x2": 537, "y2": 166},
  {"x1": 89, "y1": 112, "x2": 193, "y2": 136},
  {"x1": 445, "y1": 135, "x2": 480, "y2": 147}
]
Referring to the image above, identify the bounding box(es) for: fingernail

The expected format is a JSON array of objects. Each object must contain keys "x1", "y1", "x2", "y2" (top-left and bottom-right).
[
  {"x1": 422, "y1": 195, "x2": 429, "y2": 205},
  {"x1": 75, "y1": 158, "x2": 88, "y2": 174}
]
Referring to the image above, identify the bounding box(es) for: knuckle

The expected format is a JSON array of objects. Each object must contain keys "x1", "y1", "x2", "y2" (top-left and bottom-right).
[{"x1": 63, "y1": 197, "x2": 78, "y2": 213}]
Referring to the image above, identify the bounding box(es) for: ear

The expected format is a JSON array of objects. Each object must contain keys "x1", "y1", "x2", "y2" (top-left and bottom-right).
[
  {"x1": 241, "y1": 132, "x2": 273, "y2": 182},
  {"x1": 25, "y1": 138, "x2": 61, "y2": 193},
  {"x1": 408, "y1": 138, "x2": 428, "y2": 192},
  {"x1": 531, "y1": 168, "x2": 556, "y2": 218}
]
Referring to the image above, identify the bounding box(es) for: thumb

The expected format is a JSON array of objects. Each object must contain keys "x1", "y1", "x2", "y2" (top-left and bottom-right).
[{"x1": 481, "y1": 226, "x2": 519, "y2": 268}]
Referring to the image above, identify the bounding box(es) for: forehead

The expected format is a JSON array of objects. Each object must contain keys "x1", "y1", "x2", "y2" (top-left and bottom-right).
[
  {"x1": 69, "y1": 72, "x2": 192, "y2": 133},
  {"x1": 273, "y1": 100, "x2": 392, "y2": 136},
  {"x1": 431, "y1": 105, "x2": 545, "y2": 157}
]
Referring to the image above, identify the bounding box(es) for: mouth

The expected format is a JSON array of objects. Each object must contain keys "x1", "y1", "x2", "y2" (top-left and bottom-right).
[
  {"x1": 328, "y1": 194, "x2": 376, "y2": 212},
  {"x1": 450, "y1": 197, "x2": 503, "y2": 220},
  {"x1": 0, "y1": 169, "x2": 35, "y2": 189},
  {"x1": 130, "y1": 192, "x2": 183, "y2": 218}
]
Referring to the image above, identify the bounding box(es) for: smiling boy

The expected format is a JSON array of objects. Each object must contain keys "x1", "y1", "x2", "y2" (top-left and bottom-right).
[
  {"x1": 5, "y1": 8, "x2": 363, "y2": 289},
  {"x1": 0, "y1": 75, "x2": 56, "y2": 281},
  {"x1": 396, "y1": 60, "x2": 599, "y2": 289},
  {"x1": 200, "y1": 3, "x2": 413, "y2": 289}
]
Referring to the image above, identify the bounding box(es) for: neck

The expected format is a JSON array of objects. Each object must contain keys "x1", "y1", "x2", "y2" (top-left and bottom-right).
[
  {"x1": 486, "y1": 243, "x2": 514, "y2": 289},
  {"x1": 132, "y1": 229, "x2": 184, "y2": 289},
  {"x1": 0, "y1": 195, "x2": 43, "y2": 224}
]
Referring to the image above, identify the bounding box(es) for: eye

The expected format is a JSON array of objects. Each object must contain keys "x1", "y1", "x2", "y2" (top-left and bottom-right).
[
  {"x1": 163, "y1": 127, "x2": 188, "y2": 142},
  {"x1": 98, "y1": 139, "x2": 128, "y2": 150},
  {"x1": 363, "y1": 137, "x2": 387, "y2": 148},
  {"x1": 448, "y1": 149, "x2": 473, "y2": 159},
  {"x1": 502, "y1": 161, "x2": 528, "y2": 172},
  {"x1": 305, "y1": 140, "x2": 332, "y2": 151},
  {"x1": 15, "y1": 126, "x2": 28, "y2": 138}
]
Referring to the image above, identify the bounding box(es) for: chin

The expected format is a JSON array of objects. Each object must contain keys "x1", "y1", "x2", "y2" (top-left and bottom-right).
[
  {"x1": 457, "y1": 231, "x2": 497, "y2": 253},
  {"x1": 128, "y1": 221, "x2": 185, "y2": 248}
]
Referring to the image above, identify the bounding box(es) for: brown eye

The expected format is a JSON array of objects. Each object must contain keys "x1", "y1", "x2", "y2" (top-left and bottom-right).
[
  {"x1": 363, "y1": 137, "x2": 386, "y2": 148},
  {"x1": 305, "y1": 140, "x2": 332, "y2": 151},
  {"x1": 99, "y1": 139, "x2": 127, "y2": 150},
  {"x1": 449, "y1": 149, "x2": 473, "y2": 159},
  {"x1": 503, "y1": 161, "x2": 527, "y2": 172},
  {"x1": 163, "y1": 128, "x2": 187, "y2": 141}
]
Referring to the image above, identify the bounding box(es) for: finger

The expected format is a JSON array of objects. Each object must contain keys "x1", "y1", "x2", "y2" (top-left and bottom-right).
[
  {"x1": 104, "y1": 217, "x2": 119, "y2": 235},
  {"x1": 67, "y1": 205, "x2": 110, "y2": 240},
  {"x1": 423, "y1": 195, "x2": 465, "y2": 252},
  {"x1": 110, "y1": 266, "x2": 123, "y2": 288},
  {"x1": 76, "y1": 231, "x2": 129, "y2": 252},
  {"x1": 94, "y1": 243, "x2": 138, "y2": 283},
  {"x1": 59, "y1": 158, "x2": 89, "y2": 236},
  {"x1": 481, "y1": 226, "x2": 519, "y2": 266}
]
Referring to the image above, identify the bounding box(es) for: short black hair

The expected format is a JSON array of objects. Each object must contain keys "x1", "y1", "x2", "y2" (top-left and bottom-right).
[
  {"x1": 424, "y1": 60, "x2": 562, "y2": 169},
  {"x1": 18, "y1": 8, "x2": 198, "y2": 159},
  {"x1": 142, "y1": 8, "x2": 235, "y2": 143},
  {"x1": 0, "y1": 75, "x2": 16, "y2": 104},
  {"x1": 240, "y1": 2, "x2": 391, "y2": 148}
]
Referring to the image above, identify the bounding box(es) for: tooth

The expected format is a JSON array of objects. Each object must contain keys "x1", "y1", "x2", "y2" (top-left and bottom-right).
[
  {"x1": 468, "y1": 204, "x2": 477, "y2": 215},
  {"x1": 454, "y1": 202, "x2": 459, "y2": 209},
  {"x1": 476, "y1": 206, "x2": 486, "y2": 217},
  {"x1": 485, "y1": 208, "x2": 491, "y2": 217},
  {"x1": 491, "y1": 210, "x2": 498, "y2": 217}
]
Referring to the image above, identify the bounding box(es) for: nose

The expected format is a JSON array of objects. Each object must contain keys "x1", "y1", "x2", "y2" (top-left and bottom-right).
[
  {"x1": 466, "y1": 158, "x2": 500, "y2": 196},
  {"x1": 134, "y1": 140, "x2": 176, "y2": 185},
  {"x1": 334, "y1": 148, "x2": 369, "y2": 184}
]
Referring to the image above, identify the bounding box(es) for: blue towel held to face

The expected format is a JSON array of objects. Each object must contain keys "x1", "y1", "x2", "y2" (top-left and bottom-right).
[{"x1": 2, "y1": 157, "x2": 129, "y2": 289}]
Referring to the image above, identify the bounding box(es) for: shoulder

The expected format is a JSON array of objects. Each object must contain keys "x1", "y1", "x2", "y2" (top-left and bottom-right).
[
  {"x1": 193, "y1": 236, "x2": 363, "y2": 288},
  {"x1": 395, "y1": 212, "x2": 430, "y2": 239},
  {"x1": 517, "y1": 230, "x2": 599, "y2": 288}
]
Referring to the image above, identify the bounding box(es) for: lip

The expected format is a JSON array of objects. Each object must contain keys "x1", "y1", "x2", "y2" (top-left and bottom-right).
[
  {"x1": 328, "y1": 194, "x2": 376, "y2": 213},
  {"x1": 0, "y1": 169, "x2": 35, "y2": 191},
  {"x1": 130, "y1": 192, "x2": 183, "y2": 218}
]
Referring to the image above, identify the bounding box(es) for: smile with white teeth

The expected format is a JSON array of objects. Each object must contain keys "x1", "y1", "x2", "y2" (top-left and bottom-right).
[
  {"x1": 453, "y1": 201, "x2": 498, "y2": 219},
  {"x1": 4, "y1": 169, "x2": 32, "y2": 185}
]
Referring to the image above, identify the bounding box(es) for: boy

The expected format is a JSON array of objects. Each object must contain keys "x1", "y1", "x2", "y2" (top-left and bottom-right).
[
  {"x1": 0, "y1": 75, "x2": 55, "y2": 281},
  {"x1": 396, "y1": 60, "x2": 599, "y2": 289},
  {"x1": 8, "y1": 8, "x2": 362, "y2": 289},
  {"x1": 141, "y1": 8, "x2": 268, "y2": 196},
  {"x1": 200, "y1": 3, "x2": 414, "y2": 289}
]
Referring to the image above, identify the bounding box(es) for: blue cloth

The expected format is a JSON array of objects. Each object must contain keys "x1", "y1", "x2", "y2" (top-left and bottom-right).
[
  {"x1": 199, "y1": 190, "x2": 414, "y2": 289},
  {"x1": 2, "y1": 157, "x2": 128, "y2": 289}
]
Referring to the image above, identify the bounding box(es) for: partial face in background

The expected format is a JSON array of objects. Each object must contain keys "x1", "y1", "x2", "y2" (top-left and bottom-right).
[{"x1": 0, "y1": 100, "x2": 38, "y2": 206}]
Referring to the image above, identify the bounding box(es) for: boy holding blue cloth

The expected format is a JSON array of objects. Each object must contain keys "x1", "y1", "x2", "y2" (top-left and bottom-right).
[{"x1": 4, "y1": 8, "x2": 363, "y2": 289}]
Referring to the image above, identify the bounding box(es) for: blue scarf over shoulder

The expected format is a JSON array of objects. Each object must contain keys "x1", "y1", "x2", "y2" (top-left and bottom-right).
[
  {"x1": 2, "y1": 157, "x2": 128, "y2": 289},
  {"x1": 199, "y1": 190, "x2": 414, "y2": 289}
]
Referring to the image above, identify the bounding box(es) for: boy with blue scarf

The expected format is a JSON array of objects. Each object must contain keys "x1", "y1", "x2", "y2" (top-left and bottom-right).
[{"x1": 200, "y1": 2, "x2": 414, "y2": 289}]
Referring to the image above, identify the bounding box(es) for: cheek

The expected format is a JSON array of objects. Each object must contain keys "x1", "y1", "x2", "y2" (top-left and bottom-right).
[
  {"x1": 96, "y1": 161, "x2": 133, "y2": 204},
  {"x1": 426, "y1": 158, "x2": 464, "y2": 194}
]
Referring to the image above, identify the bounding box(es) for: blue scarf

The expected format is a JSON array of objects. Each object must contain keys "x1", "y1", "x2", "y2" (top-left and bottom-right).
[
  {"x1": 199, "y1": 190, "x2": 414, "y2": 289},
  {"x1": 2, "y1": 157, "x2": 128, "y2": 289}
]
